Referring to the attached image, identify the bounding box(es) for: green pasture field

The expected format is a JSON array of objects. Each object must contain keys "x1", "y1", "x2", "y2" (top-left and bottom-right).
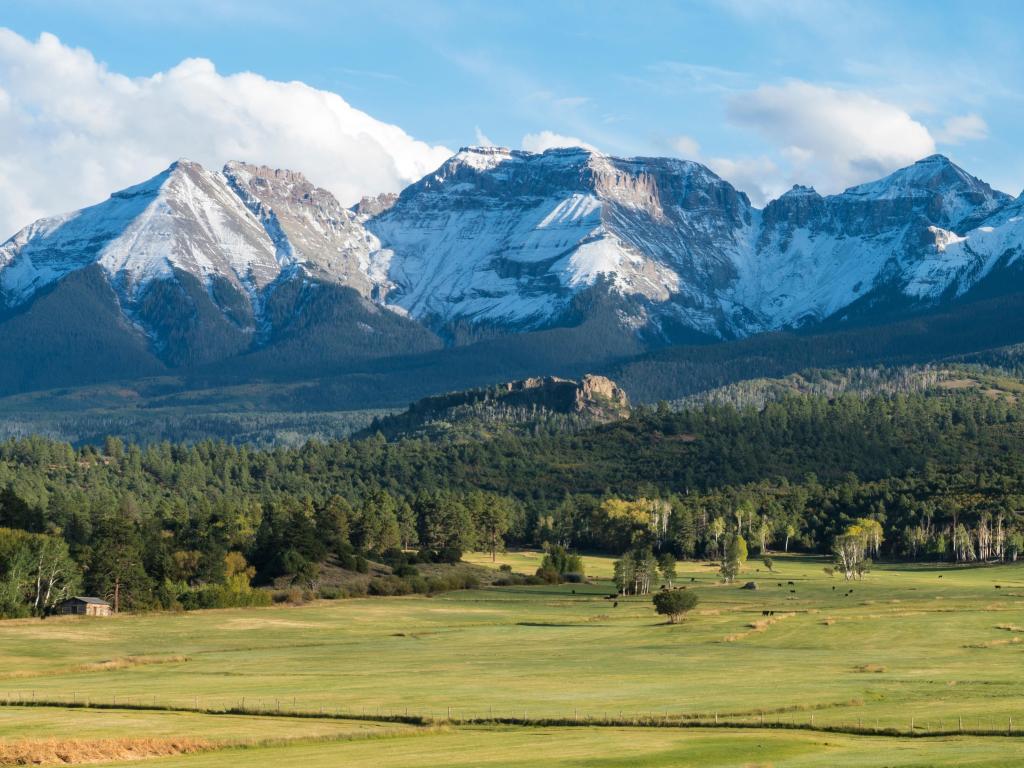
[
  {"x1": 2, "y1": 554, "x2": 1023, "y2": 766},
  {"x1": 463, "y1": 549, "x2": 618, "y2": 578}
]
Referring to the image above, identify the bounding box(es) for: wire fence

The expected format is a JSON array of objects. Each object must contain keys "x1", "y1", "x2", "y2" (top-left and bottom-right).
[{"x1": 2, "y1": 693, "x2": 1023, "y2": 739}]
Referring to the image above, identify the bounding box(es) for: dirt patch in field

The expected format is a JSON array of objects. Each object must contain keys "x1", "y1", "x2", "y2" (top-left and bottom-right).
[
  {"x1": 0, "y1": 737, "x2": 210, "y2": 766},
  {"x1": 723, "y1": 612, "x2": 795, "y2": 642},
  {"x1": 853, "y1": 663, "x2": 886, "y2": 673}
]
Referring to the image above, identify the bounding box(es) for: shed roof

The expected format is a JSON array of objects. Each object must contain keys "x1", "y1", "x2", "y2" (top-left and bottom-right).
[{"x1": 65, "y1": 596, "x2": 111, "y2": 606}]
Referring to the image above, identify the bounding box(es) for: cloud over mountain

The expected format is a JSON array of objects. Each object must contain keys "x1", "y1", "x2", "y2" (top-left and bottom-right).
[
  {"x1": 724, "y1": 80, "x2": 937, "y2": 199},
  {"x1": 0, "y1": 29, "x2": 451, "y2": 238}
]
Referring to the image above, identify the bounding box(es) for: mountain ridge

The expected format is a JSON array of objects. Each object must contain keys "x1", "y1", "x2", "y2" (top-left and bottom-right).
[{"x1": 2, "y1": 148, "x2": 1024, "y2": 402}]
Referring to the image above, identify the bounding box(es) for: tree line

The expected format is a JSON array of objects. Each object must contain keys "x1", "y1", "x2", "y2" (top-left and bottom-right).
[{"x1": 3, "y1": 386, "x2": 1024, "y2": 615}]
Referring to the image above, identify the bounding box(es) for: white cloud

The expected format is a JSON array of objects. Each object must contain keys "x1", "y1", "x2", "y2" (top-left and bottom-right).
[
  {"x1": 0, "y1": 29, "x2": 452, "y2": 238},
  {"x1": 473, "y1": 126, "x2": 494, "y2": 147},
  {"x1": 668, "y1": 135, "x2": 701, "y2": 159},
  {"x1": 724, "y1": 80, "x2": 935, "y2": 198},
  {"x1": 521, "y1": 131, "x2": 600, "y2": 153},
  {"x1": 706, "y1": 155, "x2": 785, "y2": 206},
  {"x1": 935, "y1": 113, "x2": 989, "y2": 145}
]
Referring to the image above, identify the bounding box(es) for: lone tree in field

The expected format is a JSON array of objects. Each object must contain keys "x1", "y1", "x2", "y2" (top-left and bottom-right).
[
  {"x1": 720, "y1": 534, "x2": 747, "y2": 583},
  {"x1": 653, "y1": 589, "x2": 699, "y2": 624}
]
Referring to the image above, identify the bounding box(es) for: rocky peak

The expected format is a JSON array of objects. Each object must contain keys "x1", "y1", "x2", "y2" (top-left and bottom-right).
[
  {"x1": 761, "y1": 184, "x2": 825, "y2": 231},
  {"x1": 839, "y1": 154, "x2": 1011, "y2": 231},
  {"x1": 361, "y1": 373, "x2": 631, "y2": 440},
  {"x1": 223, "y1": 160, "x2": 383, "y2": 296},
  {"x1": 353, "y1": 192, "x2": 399, "y2": 218}
]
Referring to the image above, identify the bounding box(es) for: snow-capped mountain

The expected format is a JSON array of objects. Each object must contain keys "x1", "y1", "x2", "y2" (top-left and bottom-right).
[
  {"x1": 365, "y1": 148, "x2": 1015, "y2": 338},
  {"x1": 0, "y1": 159, "x2": 281, "y2": 311},
  {"x1": 0, "y1": 158, "x2": 434, "y2": 370},
  {"x1": 365, "y1": 146, "x2": 753, "y2": 336},
  {"x1": 1, "y1": 146, "x2": 1023, "y2": 398}
]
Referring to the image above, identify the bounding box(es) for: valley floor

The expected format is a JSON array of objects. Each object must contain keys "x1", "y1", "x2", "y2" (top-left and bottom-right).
[{"x1": 2, "y1": 555, "x2": 1023, "y2": 766}]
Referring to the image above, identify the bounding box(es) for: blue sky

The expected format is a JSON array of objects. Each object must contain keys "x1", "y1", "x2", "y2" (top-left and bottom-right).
[{"x1": 1, "y1": 0, "x2": 1023, "y2": 231}]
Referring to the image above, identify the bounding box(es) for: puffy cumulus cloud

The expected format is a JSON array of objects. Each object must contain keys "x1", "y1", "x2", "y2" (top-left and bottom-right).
[
  {"x1": 723, "y1": 80, "x2": 936, "y2": 199},
  {"x1": 0, "y1": 29, "x2": 452, "y2": 238},
  {"x1": 936, "y1": 113, "x2": 989, "y2": 145},
  {"x1": 521, "y1": 130, "x2": 600, "y2": 154}
]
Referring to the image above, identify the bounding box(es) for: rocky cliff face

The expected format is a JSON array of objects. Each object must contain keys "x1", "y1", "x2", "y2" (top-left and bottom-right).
[
  {"x1": 224, "y1": 161, "x2": 388, "y2": 297},
  {"x1": 365, "y1": 146, "x2": 754, "y2": 337},
  {"x1": 363, "y1": 373, "x2": 631, "y2": 440}
]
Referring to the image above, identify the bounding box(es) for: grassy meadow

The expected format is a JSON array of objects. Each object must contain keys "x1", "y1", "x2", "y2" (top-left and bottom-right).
[{"x1": 2, "y1": 553, "x2": 1024, "y2": 766}]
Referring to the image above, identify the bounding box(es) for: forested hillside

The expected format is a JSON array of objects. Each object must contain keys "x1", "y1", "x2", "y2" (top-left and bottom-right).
[{"x1": 3, "y1": 378, "x2": 1024, "y2": 617}]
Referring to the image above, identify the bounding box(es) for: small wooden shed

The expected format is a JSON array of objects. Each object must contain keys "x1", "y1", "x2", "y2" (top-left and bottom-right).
[{"x1": 57, "y1": 596, "x2": 113, "y2": 617}]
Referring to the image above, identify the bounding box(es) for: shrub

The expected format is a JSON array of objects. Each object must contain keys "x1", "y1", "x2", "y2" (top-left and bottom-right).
[
  {"x1": 394, "y1": 563, "x2": 419, "y2": 578},
  {"x1": 535, "y1": 566, "x2": 562, "y2": 584},
  {"x1": 540, "y1": 546, "x2": 584, "y2": 578},
  {"x1": 499, "y1": 564, "x2": 513, "y2": 573},
  {"x1": 417, "y1": 549, "x2": 436, "y2": 564},
  {"x1": 368, "y1": 576, "x2": 413, "y2": 596},
  {"x1": 562, "y1": 572, "x2": 585, "y2": 584},
  {"x1": 271, "y1": 587, "x2": 304, "y2": 604},
  {"x1": 439, "y1": 547, "x2": 463, "y2": 564},
  {"x1": 345, "y1": 580, "x2": 368, "y2": 598},
  {"x1": 338, "y1": 553, "x2": 357, "y2": 571},
  {"x1": 354, "y1": 556, "x2": 369, "y2": 574},
  {"x1": 652, "y1": 589, "x2": 699, "y2": 624},
  {"x1": 406, "y1": 576, "x2": 430, "y2": 594},
  {"x1": 319, "y1": 586, "x2": 342, "y2": 600}
]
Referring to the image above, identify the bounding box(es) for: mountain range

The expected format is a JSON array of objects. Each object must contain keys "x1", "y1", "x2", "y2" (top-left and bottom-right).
[{"x1": 2, "y1": 146, "x2": 1024, "y2": 407}]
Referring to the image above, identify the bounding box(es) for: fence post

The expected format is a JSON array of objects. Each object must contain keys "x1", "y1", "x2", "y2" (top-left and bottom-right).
[
  {"x1": 959, "y1": 715, "x2": 962, "y2": 733},
  {"x1": 910, "y1": 717, "x2": 914, "y2": 734}
]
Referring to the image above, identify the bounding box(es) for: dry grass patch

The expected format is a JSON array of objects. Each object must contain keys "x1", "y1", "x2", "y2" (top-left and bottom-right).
[
  {"x1": 964, "y1": 637, "x2": 1022, "y2": 649},
  {"x1": 0, "y1": 737, "x2": 210, "y2": 766},
  {"x1": 724, "y1": 612, "x2": 795, "y2": 642},
  {"x1": 995, "y1": 624, "x2": 1024, "y2": 633},
  {"x1": 78, "y1": 655, "x2": 189, "y2": 673}
]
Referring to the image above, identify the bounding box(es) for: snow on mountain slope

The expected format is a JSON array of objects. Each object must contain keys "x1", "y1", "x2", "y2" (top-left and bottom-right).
[
  {"x1": 365, "y1": 146, "x2": 753, "y2": 335},
  {"x1": 223, "y1": 161, "x2": 387, "y2": 297},
  {"x1": 904, "y1": 196, "x2": 1024, "y2": 299},
  {"x1": 365, "y1": 147, "x2": 1016, "y2": 337},
  {"x1": 0, "y1": 159, "x2": 281, "y2": 309},
  {"x1": 2, "y1": 148, "x2": 1022, "y2": 364},
  {"x1": 717, "y1": 154, "x2": 1013, "y2": 330}
]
